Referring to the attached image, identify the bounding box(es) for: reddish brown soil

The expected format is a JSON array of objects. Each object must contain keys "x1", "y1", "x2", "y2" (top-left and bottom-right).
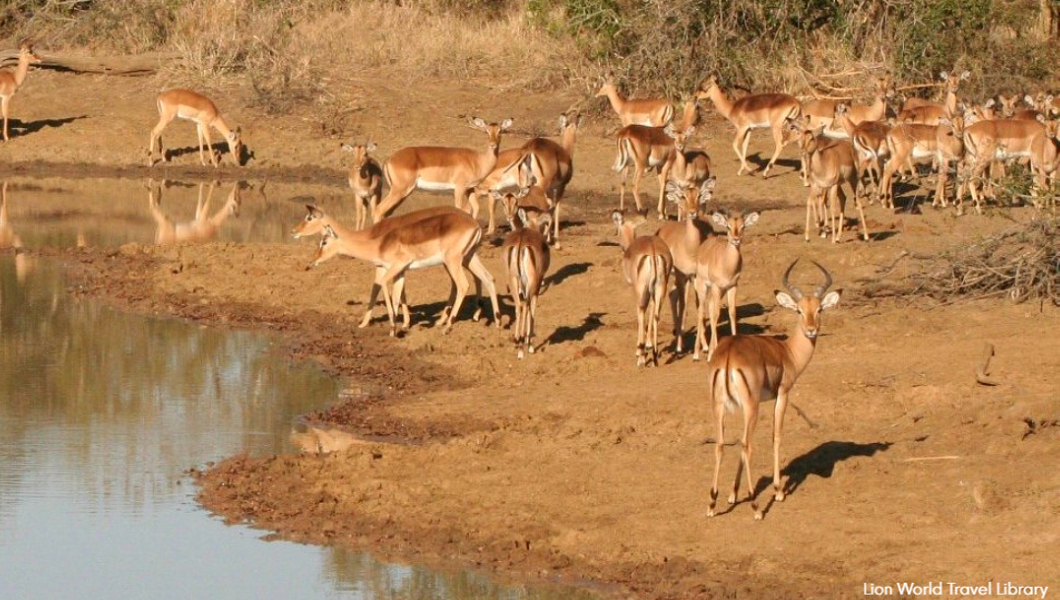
[{"x1": 7, "y1": 68, "x2": 1059, "y2": 599}]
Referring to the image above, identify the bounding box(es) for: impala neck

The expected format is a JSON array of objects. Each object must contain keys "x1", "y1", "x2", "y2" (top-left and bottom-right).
[
  {"x1": 602, "y1": 86, "x2": 627, "y2": 115},
  {"x1": 617, "y1": 224, "x2": 637, "y2": 252},
  {"x1": 327, "y1": 229, "x2": 385, "y2": 264},
  {"x1": 560, "y1": 124, "x2": 577, "y2": 156},
  {"x1": 702, "y1": 84, "x2": 734, "y2": 121},
  {"x1": 14, "y1": 52, "x2": 33, "y2": 87},
  {"x1": 783, "y1": 323, "x2": 818, "y2": 379}
]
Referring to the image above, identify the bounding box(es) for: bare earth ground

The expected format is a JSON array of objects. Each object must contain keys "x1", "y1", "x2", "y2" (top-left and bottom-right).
[{"x1": 4, "y1": 69, "x2": 1059, "y2": 599}]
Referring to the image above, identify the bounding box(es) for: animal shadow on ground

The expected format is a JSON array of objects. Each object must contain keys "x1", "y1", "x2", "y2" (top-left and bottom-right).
[
  {"x1": 545, "y1": 311, "x2": 605, "y2": 346},
  {"x1": 11, "y1": 115, "x2": 86, "y2": 138},
  {"x1": 164, "y1": 140, "x2": 249, "y2": 165},
  {"x1": 546, "y1": 261, "x2": 591, "y2": 287},
  {"x1": 750, "y1": 440, "x2": 892, "y2": 517}
]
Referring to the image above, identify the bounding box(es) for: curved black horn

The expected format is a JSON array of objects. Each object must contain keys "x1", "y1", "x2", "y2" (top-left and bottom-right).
[
  {"x1": 782, "y1": 259, "x2": 805, "y2": 300},
  {"x1": 810, "y1": 260, "x2": 833, "y2": 297}
]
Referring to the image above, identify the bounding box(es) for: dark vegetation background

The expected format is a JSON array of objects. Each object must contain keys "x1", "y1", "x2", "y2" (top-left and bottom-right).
[{"x1": 3, "y1": 0, "x2": 1059, "y2": 111}]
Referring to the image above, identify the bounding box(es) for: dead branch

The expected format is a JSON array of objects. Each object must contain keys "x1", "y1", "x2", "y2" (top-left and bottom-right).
[
  {"x1": 1, "y1": 50, "x2": 182, "y2": 75},
  {"x1": 975, "y1": 343, "x2": 1000, "y2": 386}
]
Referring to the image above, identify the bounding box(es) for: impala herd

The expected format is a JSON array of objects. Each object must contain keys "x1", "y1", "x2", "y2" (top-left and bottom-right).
[{"x1": 5, "y1": 45, "x2": 1059, "y2": 519}]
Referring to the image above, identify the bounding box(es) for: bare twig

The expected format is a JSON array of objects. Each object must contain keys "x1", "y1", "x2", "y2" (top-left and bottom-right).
[{"x1": 975, "y1": 343, "x2": 1000, "y2": 386}]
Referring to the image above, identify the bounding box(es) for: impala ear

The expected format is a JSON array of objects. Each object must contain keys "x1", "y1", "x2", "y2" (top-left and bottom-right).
[
  {"x1": 743, "y1": 211, "x2": 759, "y2": 227},
  {"x1": 775, "y1": 291, "x2": 799, "y2": 312},
  {"x1": 960, "y1": 70, "x2": 971, "y2": 81},
  {"x1": 500, "y1": 118, "x2": 514, "y2": 131},
  {"x1": 611, "y1": 210, "x2": 624, "y2": 228},
  {"x1": 1037, "y1": 113, "x2": 1047, "y2": 124},
  {"x1": 558, "y1": 114, "x2": 568, "y2": 129},
  {"x1": 469, "y1": 116, "x2": 487, "y2": 129},
  {"x1": 820, "y1": 289, "x2": 842, "y2": 310},
  {"x1": 340, "y1": 142, "x2": 352, "y2": 152},
  {"x1": 322, "y1": 224, "x2": 337, "y2": 239},
  {"x1": 938, "y1": 71, "x2": 949, "y2": 81},
  {"x1": 305, "y1": 204, "x2": 322, "y2": 217},
  {"x1": 665, "y1": 180, "x2": 682, "y2": 194},
  {"x1": 366, "y1": 142, "x2": 377, "y2": 153},
  {"x1": 711, "y1": 212, "x2": 728, "y2": 228}
]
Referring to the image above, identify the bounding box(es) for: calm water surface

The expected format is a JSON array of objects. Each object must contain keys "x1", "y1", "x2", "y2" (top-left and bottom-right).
[{"x1": 0, "y1": 179, "x2": 595, "y2": 600}]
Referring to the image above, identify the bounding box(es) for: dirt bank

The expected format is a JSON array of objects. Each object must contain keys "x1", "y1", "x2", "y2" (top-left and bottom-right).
[{"x1": 10, "y1": 67, "x2": 1059, "y2": 599}]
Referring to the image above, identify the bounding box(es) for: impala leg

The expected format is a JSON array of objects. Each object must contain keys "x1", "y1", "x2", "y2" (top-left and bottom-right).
[
  {"x1": 830, "y1": 187, "x2": 843, "y2": 243},
  {"x1": 525, "y1": 295, "x2": 538, "y2": 356},
  {"x1": 148, "y1": 114, "x2": 172, "y2": 165},
  {"x1": 726, "y1": 285, "x2": 738, "y2": 337},
  {"x1": 739, "y1": 403, "x2": 762, "y2": 520},
  {"x1": 467, "y1": 253, "x2": 500, "y2": 327},
  {"x1": 763, "y1": 123, "x2": 786, "y2": 178},
  {"x1": 707, "y1": 286, "x2": 722, "y2": 361},
  {"x1": 631, "y1": 165, "x2": 645, "y2": 213},
  {"x1": 635, "y1": 299, "x2": 647, "y2": 366},
  {"x1": 359, "y1": 267, "x2": 386, "y2": 328},
  {"x1": 1, "y1": 97, "x2": 9, "y2": 142},
  {"x1": 618, "y1": 166, "x2": 628, "y2": 211},
  {"x1": 656, "y1": 164, "x2": 672, "y2": 220},
  {"x1": 551, "y1": 191, "x2": 562, "y2": 248},
  {"x1": 692, "y1": 278, "x2": 708, "y2": 361},
  {"x1": 392, "y1": 276, "x2": 409, "y2": 332},
  {"x1": 854, "y1": 187, "x2": 870, "y2": 241},
  {"x1": 670, "y1": 273, "x2": 687, "y2": 354},
  {"x1": 201, "y1": 124, "x2": 218, "y2": 167},
  {"x1": 773, "y1": 389, "x2": 790, "y2": 503},
  {"x1": 707, "y1": 380, "x2": 726, "y2": 517},
  {"x1": 355, "y1": 196, "x2": 366, "y2": 230},
  {"x1": 738, "y1": 129, "x2": 754, "y2": 175},
  {"x1": 378, "y1": 263, "x2": 408, "y2": 336},
  {"x1": 485, "y1": 191, "x2": 497, "y2": 235},
  {"x1": 804, "y1": 188, "x2": 815, "y2": 242},
  {"x1": 441, "y1": 256, "x2": 472, "y2": 334}
]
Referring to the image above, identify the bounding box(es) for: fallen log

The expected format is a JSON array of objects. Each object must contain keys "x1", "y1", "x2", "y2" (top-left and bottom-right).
[{"x1": 0, "y1": 49, "x2": 182, "y2": 75}]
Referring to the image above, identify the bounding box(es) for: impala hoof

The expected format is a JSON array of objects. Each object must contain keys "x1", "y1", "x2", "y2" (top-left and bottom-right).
[
  {"x1": 754, "y1": 511, "x2": 763, "y2": 521},
  {"x1": 775, "y1": 490, "x2": 786, "y2": 502},
  {"x1": 706, "y1": 508, "x2": 716, "y2": 518},
  {"x1": 517, "y1": 349, "x2": 525, "y2": 359},
  {"x1": 727, "y1": 492, "x2": 737, "y2": 505}
]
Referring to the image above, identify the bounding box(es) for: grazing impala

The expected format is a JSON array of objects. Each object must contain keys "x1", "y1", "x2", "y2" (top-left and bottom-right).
[
  {"x1": 613, "y1": 211, "x2": 673, "y2": 367},
  {"x1": 292, "y1": 204, "x2": 468, "y2": 329},
  {"x1": 475, "y1": 147, "x2": 533, "y2": 235},
  {"x1": 308, "y1": 207, "x2": 500, "y2": 336},
  {"x1": 596, "y1": 76, "x2": 674, "y2": 127},
  {"x1": 148, "y1": 88, "x2": 245, "y2": 167},
  {"x1": 696, "y1": 75, "x2": 801, "y2": 177},
  {"x1": 613, "y1": 124, "x2": 676, "y2": 218},
  {"x1": 706, "y1": 260, "x2": 841, "y2": 520},
  {"x1": 148, "y1": 180, "x2": 242, "y2": 245},
  {"x1": 373, "y1": 116, "x2": 513, "y2": 220},
  {"x1": 0, "y1": 42, "x2": 41, "y2": 142},
  {"x1": 656, "y1": 179, "x2": 715, "y2": 354},
  {"x1": 502, "y1": 208, "x2": 552, "y2": 358},
  {"x1": 341, "y1": 142, "x2": 384, "y2": 229},
  {"x1": 693, "y1": 209, "x2": 758, "y2": 362}
]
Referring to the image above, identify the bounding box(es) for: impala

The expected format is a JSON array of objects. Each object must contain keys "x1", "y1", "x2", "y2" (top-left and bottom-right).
[
  {"x1": 494, "y1": 186, "x2": 552, "y2": 240},
  {"x1": 656, "y1": 178, "x2": 715, "y2": 354},
  {"x1": 518, "y1": 113, "x2": 580, "y2": 245},
  {"x1": 670, "y1": 124, "x2": 713, "y2": 192},
  {"x1": 341, "y1": 142, "x2": 384, "y2": 229},
  {"x1": 797, "y1": 127, "x2": 868, "y2": 242},
  {"x1": 148, "y1": 180, "x2": 242, "y2": 245},
  {"x1": 897, "y1": 71, "x2": 968, "y2": 125},
  {"x1": 706, "y1": 260, "x2": 841, "y2": 520},
  {"x1": 693, "y1": 209, "x2": 758, "y2": 362},
  {"x1": 475, "y1": 148, "x2": 533, "y2": 235},
  {"x1": 900, "y1": 70, "x2": 969, "y2": 112},
  {"x1": 613, "y1": 124, "x2": 676, "y2": 219},
  {"x1": 0, "y1": 42, "x2": 41, "y2": 142},
  {"x1": 1029, "y1": 117, "x2": 1060, "y2": 204},
  {"x1": 962, "y1": 117, "x2": 1044, "y2": 212},
  {"x1": 373, "y1": 116, "x2": 513, "y2": 221},
  {"x1": 831, "y1": 104, "x2": 892, "y2": 197},
  {"x1": 596, "y1": 76, "x2": 674, "y2": 127},
  {"x1": 613, "y1": 211, "x2": 673, "y2": 367},
  {"x1": 879, "y1": 116, "x2": 966, "y2": 210},
  {"x1": 308, "y1": 207, "x2": 500, "y2": 336},
  {"x1": 696, "y1": 75, "x2": 801, "y2": 177},
  {"x1": 502, "y1": 208, "x2": 552, "y2": 358},
  {"x1": 802, "y1": 76, "x2": 894, "y2": 137},
  {"x1": 148, "y1": 88, "x2": 245, "y2": 167},
  {"x1": 292, "y1": 204, "x2": 469, "y2": 329}
]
